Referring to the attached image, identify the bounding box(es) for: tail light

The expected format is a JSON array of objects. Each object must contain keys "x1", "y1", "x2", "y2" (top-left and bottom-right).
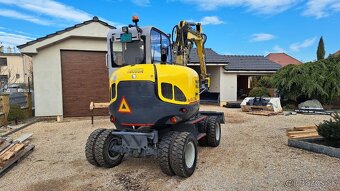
[
  {"x1": 110, "y1": 115, "x2": 116, "y2": 123},
  {"x1": 180, "y1": 108, "x2": 187, "y2": 113},
  {"x1": 170, "y1": 116, "x2": 177, "y2": 124}
]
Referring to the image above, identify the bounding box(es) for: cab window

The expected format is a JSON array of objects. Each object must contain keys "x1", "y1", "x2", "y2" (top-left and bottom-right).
[{"x1": 151, "y1": 29, "x2": 171, "y2": 64}]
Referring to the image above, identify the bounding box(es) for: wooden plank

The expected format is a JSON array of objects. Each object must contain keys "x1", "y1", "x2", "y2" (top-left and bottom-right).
[
  {"x1": 14, "y1": 133, "x2": 33, "y2": 143},
  {"x1": 289, "y1": 134, "x2": 319, "y2": 139},
  {"x1": 247, "y1": 111, "x2": 282, "y2": 116},
  {"x1": 93, "y1": 102, "x2": 110, "y2": 109},
  {"x1": 287, "y1": 129, "x2": 317, "y2": 136},
  {"x1": 288, "y1": 132, "x2": 320, "y2": 139},
  {"x1": 0, "y1": 144, "x2": 35, "y2": 175},
  {"x1": 293, "y1": 126, "x2": 316, "y2": 131},
  {"x1": 0, "y1": 143, "x2": 25, "y2": 161},
  {"x1": 0, "y1": 144, "x2": 15, "y2": 156},
  {"x1": 89, "y1": 101, "x2": 94, "y2": 110}
]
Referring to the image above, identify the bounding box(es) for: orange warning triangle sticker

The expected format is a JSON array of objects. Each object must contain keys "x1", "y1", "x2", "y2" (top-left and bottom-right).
[{"x1": 118, "y1": 96, "x2": 132, "y2": 113}]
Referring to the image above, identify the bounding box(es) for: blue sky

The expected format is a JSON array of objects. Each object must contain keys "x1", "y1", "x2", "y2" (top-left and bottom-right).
[{"x1": 0, "y1": 0, "x2": 339, "y2": 62}]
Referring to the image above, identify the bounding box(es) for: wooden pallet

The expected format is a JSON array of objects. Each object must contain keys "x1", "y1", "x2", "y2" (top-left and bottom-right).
[
  {"x1": 286, "y1": 126, "x2": 320, "y2": 139},
  {"x1": 0, "y1": 134, "x2": 35, "y2": 176},
  {"x1": 247, "y1": 110, "x2": 283, "y2": 116}
]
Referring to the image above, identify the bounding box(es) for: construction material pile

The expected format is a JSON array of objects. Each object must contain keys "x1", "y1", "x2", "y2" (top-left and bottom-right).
[
  {"x1": 0, "y1": 133, "x2": 34, "y2": 176},
  {"x1": 295, "y1": 99, "x2": 334, "y2": 115},
  {"x1": 241, "y1": 97, "x2": 283, "y2": 116}
]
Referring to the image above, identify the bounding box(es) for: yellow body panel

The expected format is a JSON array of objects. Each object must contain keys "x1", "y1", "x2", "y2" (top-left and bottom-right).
[
  {"x1": 110, "y1": 64, "x2": 199, "y2": 105},
  {"x1": 156, "y1": 64, "x2": 199, "y2": 105}
]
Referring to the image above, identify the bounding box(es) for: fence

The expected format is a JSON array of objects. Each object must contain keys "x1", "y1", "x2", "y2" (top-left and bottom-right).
[{"x1": 0, "y1": 93, "x2": 32, "y2": 126}]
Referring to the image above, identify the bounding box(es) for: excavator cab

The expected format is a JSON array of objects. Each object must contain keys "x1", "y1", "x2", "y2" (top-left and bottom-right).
[{"x1": 106, "y1": 21, "x2": 172, "y2": 72}]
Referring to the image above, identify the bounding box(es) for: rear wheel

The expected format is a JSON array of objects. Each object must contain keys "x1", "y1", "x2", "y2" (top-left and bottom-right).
[
  {"x1": 159, "y1": 131, "x2": 179, "y2": 176},
  {"x1": 170, "y1": 132, "x2": 198, "y2": 178},
  {"x1": 94, "y1": 129, "x2": 124, "y2": 167},
  {"x1": 206, "y1": 116, "x2": 221, "y2": 147},
  {"x1": 85, "y1": 128, "x2": 106, "y2": 166}
]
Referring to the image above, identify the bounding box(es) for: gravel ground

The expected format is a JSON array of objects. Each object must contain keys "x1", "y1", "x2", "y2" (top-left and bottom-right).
[{"x1": 0, "y1": 105, "x2": 339, "y2": 191}]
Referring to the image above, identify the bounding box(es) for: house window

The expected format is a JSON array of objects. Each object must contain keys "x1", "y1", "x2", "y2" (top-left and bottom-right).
[
  {"x1": 16, "y1": 74, "x2": 20, "y2": 79},
  {"x1": 0, "y1": 75, "x2": 8, "y2": 87},
  {"x1": 0, "y1": 58, "x2": 7, "y2": 66}
]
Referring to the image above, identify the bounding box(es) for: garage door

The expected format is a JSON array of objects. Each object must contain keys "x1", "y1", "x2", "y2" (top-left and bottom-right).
[{"x1": 61, "y1": 50, "x2": 109, "y2": 117}]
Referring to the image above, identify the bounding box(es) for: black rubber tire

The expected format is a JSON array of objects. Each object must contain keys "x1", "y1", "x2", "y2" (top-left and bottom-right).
[
  {"x1": 85, "y1": 128, "x2": 106, "y2": 166},
  {"x1": 170, "y1": 132, "x2": 198, "y2": 178},
  {"x1": 94, "y1": 129, "x2": 124, "y2": 168},
  {"x1": 197, "y1": 120, "x2": 207, "y2": 146},
  {"x1": 159, "y1": 131, "x2": 179, "y2": 176},
  {"x1": 206, "y1": 116, "x2": 221, "y2": 147}
]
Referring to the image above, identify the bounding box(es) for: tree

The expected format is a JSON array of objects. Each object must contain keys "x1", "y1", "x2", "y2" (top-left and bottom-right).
[
  {"x1": 272, "y1": 56, "x2": 340, "y2": 103},
  {"x1": 317, "y1": 36, "x2": 325, "y2": 60}
]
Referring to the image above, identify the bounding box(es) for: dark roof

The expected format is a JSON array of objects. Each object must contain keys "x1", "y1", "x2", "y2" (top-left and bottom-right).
[
  {"x1": 0, "y1": 53, "x2": 22, "y2": 56},
  {"x1": 266, "y1": 53, "x2": 302, "y2": 66},
  {"x1": 189, "y1": 48, "x2": 228, "y2": 64},
  {"x1": 224, "y1": 55, "x2": 281, "y2": 71},
  {"x1": 17, "y1": 16, "x2": 115, "y2": 49}
]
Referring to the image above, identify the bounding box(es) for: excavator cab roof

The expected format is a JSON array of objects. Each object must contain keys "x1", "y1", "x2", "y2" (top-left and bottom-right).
[{"x1": 107, "y1": 25, "x2": 172, "y2": 66}]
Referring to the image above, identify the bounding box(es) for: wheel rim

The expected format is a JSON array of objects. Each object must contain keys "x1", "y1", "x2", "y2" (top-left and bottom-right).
[
  {"x1": 185, "y1": 141, "x2": 195, "y2": 168},
  {"x1": 216, "y1": 124, "x2": 221, "y2": 141},
  {"x1": 108, "y1": 137, "x2": 121, "y2": 160}
]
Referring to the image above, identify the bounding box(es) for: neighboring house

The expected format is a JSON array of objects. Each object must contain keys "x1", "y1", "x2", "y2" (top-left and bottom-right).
[
  {"x1": 266, "y1": 53, "x2": 302, "y2": 66},
  {"x1": 18, "y1": 17, "x2": 281, "y2": 119},
  {"x1": 189, "y1": 49, "x2": 281, "y2": 105},
  {"x1": 0, "y1": 53, "x2": 32, "y2": 88},
  {"x1": 18, "y1": 17, "x2": 114, "y2": 119},
  {"x1": 333, "y1": 50, "x2": 340, "y2": 57}
]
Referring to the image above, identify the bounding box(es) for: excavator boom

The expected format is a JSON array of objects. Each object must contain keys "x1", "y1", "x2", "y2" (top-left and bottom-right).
[{"x1": 172, "y1": 21, "x2": 210, "y2": 90}]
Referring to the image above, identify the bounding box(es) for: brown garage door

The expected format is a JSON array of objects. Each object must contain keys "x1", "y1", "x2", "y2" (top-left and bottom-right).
[{"x1": 61, "y1": 50, "x2": 109, "y2": 117}]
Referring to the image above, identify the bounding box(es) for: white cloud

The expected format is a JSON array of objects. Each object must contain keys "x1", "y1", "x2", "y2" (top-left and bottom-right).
[
  {"x1": 251, "y1": 33, "x2": 275, "y2": 42},
  {"x1": 176, "y1": 0, "x2": 299, "y2": 14},
  {"x1": 289, "y1": 37, "x2": 317, "y2": 52},
  {"x1": 273, "y1": 45, "x2": 285, "y2": 52},
  {"x1": 303, "y1": 0, "x2": 340, "y2": 18},
  {"x1": 187, "y1": 16, "x2": 224, "y2": 25},
  {"x1": 0, "y1": 31, "x2": 33, "y2": 48},
  {"x1": 0, "y1": 9, "x2": 52, "y2": 25},
  {"x1": 131, "y1": 0, "x2": 150, "y2": 6},
  {"x1": 200, "y1": 16, "x2": 224, "y2": 25},
  {"x1": 0, "y1": 0, "x2": 92, "y2": 22}
]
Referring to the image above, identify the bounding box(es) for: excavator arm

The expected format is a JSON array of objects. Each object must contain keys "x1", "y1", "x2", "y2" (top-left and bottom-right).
[{"x1": 171, "y1": 21, "x2": 210, "y2": 90}]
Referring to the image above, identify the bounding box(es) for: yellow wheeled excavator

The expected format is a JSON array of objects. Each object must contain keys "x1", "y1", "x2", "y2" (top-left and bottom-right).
[{"x1": 85, "y1": 16, "x2": 224, "y2": 178}]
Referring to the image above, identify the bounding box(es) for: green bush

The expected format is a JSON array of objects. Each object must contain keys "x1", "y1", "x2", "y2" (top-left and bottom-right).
[
  {"x1": 317, "y1": 113, "x2": 340, "y2": 140},
  {"x1": 8, "y1": 104, "x2": 24, "y2": 124},
  {"x1": 257, "y1": 76, "x2": 273, "y2": 88},
  {"x1": 248, "y1": 87, "x2": 270, "y2": 97}
]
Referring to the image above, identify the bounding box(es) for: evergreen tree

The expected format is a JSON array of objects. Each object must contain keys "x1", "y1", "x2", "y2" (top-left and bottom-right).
[{"x1": 317, "y1": 36, "x2": 325, "y2": 60}]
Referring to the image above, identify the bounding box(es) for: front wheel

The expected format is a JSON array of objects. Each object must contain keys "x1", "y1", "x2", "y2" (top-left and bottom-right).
[
  {"x1": 170, "y1": 132, "x2": 198, "y2": 178},
  {"x1": 206, "y1": 116, "x2": 221, "y2": 147},
  {"x1": 94, "y1": 129, "x2": 124, "y2": 168}
]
